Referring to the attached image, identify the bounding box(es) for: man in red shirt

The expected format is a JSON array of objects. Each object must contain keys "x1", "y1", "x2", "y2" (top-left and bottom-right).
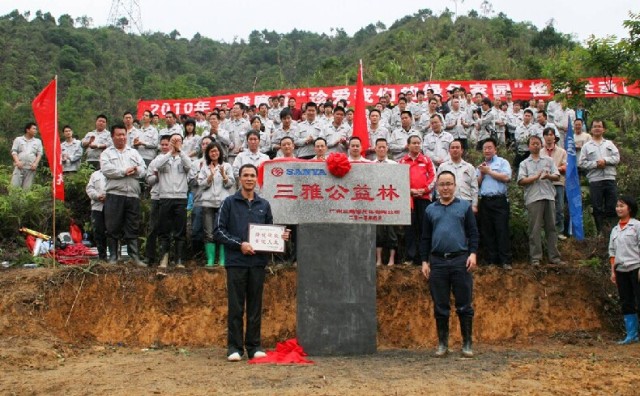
[
  {"x1": 400, "y1": 135, "x2": 436, "y2": 265},
  {"x1": 288, "y1": 97, "x2": 303, "y2": 121}
]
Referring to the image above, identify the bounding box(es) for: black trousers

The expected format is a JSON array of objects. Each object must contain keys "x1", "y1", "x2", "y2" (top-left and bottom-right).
[
  {"x1": 478, "y1": 196, "x2": 512, "y2": 265},
  {"x1": 145, "y1": 199, "x2": 160, "y2": 262},
  {"x1": 405, "y1": 198, "x2": 430, "y2": 264},
  {"x1": 91, "y1": 210, "x2": 106, "y2": 259},
  {"x1": 285, "y1": 224, "x2": 297, "y2": 262},
  {"x1": 226, "y1": 266, "x2": 265, "y2": 357},
  {"x1": 158, "y1": 198, "x2": 187, "y2": 246},
  {"x1": 376, "y1": 225, "x2": 398, "y2": 249},
  {"x1": 429, "y1": 255, "x2": 474, "y2": 320},
  {"x1": 616, "y1": 268, "x2": 640, "y2": 315},
  {"x1": 104, "y1": 194, "x2": 140, "y2": 241},
  {"x1": 589, "y1": 179, "x2": 618, "y2": 234}
]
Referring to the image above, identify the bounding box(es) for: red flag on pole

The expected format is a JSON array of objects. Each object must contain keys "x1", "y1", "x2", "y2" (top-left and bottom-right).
[
  {"x1": 352, "y1": 60, "x2": 369, "y2": 154},
  {"x1": 32, "y1": 78, "x2": 64, "y2": 201}
]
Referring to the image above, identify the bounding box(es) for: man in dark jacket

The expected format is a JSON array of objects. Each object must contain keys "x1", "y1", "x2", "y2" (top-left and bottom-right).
[{"x1": 215, "y1": 163, "x2": 288, "y2": 361}]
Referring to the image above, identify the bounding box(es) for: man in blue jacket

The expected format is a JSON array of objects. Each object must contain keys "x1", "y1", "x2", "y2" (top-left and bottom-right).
[{"x1": 215, "y1": 163, "x2": 288, "y2": 362}]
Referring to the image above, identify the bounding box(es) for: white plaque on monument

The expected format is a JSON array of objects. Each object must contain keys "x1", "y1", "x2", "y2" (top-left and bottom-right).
[{"x1": 262, "y1": 161, "x2": 411, "y2": 225}]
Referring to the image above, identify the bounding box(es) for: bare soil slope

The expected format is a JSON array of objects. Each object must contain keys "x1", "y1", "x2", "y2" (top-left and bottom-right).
[{"x1": 0, "y1": 262, "x2": 634, "y2": 395}]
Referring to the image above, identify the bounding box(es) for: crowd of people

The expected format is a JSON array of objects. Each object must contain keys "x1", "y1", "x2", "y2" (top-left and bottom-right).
[
  {"x1": 8, "y1": 89, "x2": 620, "y2": 269},
  {"x1": 11, "y1": 89, "x2": 639, "y2": 357}
]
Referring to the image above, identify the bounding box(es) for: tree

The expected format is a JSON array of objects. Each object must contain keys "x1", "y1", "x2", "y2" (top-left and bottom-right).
[
  {"x1": 586, "y1": 12, "x2": 640, "y2": 100},
  {"x1": 75, "y1": 16, "x2": 93, "y2": 28},
  {"x1": 415, "y1": 9, "x2": 433, "y2": 18},
  {"x1": 532, "y1": 20, "x2": 572, "y2": 50},
  {"x1": 115, "y1": 17, "x2": 129, "y2": 31},
  {"x1": 4, "y1": 9, "x2": 26, "y2": 22},
  {"x1": 34, "y1": 10, "x2": 56, "y2": 25},
  {"x1": 0, "y1": 6, "x2": 594, "y2": 164},
  {"x1": 541, "y1": 47, "x2": 589, "y2": 106},
  {"x1": 57, "y1": 14, "x2": 74, "y2": 28},
  {"x1": 450, "y1": 0, "x2": 464, "y2": 21},
  {"x1": 480, "y1": 1, "x2": 494, "y2": 17}
]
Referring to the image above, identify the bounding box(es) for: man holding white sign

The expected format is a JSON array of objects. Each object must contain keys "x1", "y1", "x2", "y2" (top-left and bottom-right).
[{"x1": 215, "y1": 163, "x2": 289, "y2": 362}]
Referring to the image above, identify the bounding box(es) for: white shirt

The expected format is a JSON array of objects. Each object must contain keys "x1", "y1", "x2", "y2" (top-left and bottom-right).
[{"x1": 232, "y1": 150, "x2": 269, "y2": 178}]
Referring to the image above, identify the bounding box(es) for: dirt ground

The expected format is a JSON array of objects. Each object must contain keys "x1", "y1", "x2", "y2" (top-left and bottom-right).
[
  {"x1": 2, "y1": 333, "x2": 640, "y2": 395},
  {"x1": 1, "y1": 255, "x2": 638, "y2": 395}
]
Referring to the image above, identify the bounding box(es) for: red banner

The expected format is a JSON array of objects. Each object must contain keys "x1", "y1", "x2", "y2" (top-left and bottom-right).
[
  {"x1": 32, "y1": 78, "x2": 64, "y2": 201},
  {"x1": 137, "y1": 77, "x2": 639, "y2": 119}
]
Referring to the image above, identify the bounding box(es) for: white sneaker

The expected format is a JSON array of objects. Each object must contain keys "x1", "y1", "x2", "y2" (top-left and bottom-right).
[
  {"x1": 253, "y1": 351, "x2": 267, "y2": 359},
  {"x1": 227, "y1": 352, "x2": 242, "y2": 362},
  {"x1": 558, "y1": 234, "x2": 567, "y2": 241}
]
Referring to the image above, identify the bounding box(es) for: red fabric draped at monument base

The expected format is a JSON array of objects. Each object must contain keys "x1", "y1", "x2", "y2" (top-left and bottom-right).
[{"x1": 248, "y1": 338, "x2": 315, "y2": 365}]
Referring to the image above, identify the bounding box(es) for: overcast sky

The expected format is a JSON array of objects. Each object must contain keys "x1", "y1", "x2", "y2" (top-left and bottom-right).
[{"x1": 0, "y1": 0, "x2": 636, "y2": 43}]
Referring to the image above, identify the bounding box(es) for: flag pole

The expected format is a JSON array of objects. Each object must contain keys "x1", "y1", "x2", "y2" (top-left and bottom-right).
[{"x1": 52, "y1": 75, "x2": 58, "y2": 266}]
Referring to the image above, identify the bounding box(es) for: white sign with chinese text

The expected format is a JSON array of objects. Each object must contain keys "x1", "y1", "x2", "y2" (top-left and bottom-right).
[
  {"x1": 262, "y1": 162, "x2": 411, "y2": 225},
  {"x1": 248, "y1": 224, "x2": 286, "y2": 253}
]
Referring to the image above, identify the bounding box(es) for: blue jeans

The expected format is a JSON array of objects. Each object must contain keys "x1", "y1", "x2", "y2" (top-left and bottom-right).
[{"x1": 191, "y1": 205, "x2": 204, "y2": 242}]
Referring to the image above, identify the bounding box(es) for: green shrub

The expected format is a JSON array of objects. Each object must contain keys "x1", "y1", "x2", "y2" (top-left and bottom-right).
[
  {"x1": 0, "y1": 163, "x2": 94, "y2": 243},
  {"x1": 60, "y1": 163, "x2": 93, "y2": 229}
]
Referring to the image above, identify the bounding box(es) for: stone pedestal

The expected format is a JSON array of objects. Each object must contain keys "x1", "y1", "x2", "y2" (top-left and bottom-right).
[{"x1": 296, "y1": 223, "x2": 377, "y2": 355}]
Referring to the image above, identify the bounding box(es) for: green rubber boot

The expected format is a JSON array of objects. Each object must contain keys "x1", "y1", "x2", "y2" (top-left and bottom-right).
[
  {"x1": 205, "y1": 243, "x2": 216, "y2": 267},
  {"x1": 218, "y1": 244, "x2": 225, "y2": 267}
]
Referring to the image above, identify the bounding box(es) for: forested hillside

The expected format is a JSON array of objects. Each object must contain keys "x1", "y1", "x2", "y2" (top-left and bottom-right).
[{"x1": 0, "y1": 8, "x2": 579, "y2": 160}]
